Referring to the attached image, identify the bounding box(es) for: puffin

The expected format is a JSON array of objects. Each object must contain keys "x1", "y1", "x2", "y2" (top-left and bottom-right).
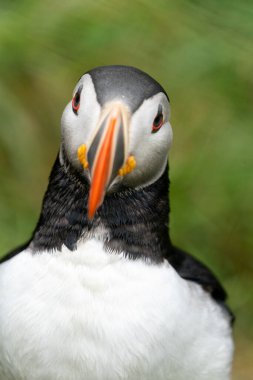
[{"x1": 0, "y1": 65, "x2": 234, "y2": 380}]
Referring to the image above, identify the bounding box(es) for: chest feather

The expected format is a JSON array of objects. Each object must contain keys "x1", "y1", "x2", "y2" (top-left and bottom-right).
[{"x1": 0, "y1": 239, "x2": 233, "y2": 380}]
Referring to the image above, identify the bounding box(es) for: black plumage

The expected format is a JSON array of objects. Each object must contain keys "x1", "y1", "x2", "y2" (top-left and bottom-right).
[{"x1": 89, "y1": 65, "x2": 169, "y2": 112}]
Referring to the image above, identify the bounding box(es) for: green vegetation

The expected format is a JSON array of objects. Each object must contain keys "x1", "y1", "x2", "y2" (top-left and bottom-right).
[{"x1": 0, "y1": 1, "x2": 252, "y2": 378}]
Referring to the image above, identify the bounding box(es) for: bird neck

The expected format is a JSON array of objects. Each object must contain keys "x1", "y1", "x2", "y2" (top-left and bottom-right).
[{"x1": 31, "y1": 155, "x2": 172, "y2": 262}]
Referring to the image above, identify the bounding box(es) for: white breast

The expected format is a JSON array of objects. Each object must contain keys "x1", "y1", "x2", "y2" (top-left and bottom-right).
[{"x1": 0, "y1": 239, "x2": 233, "y2": 380}]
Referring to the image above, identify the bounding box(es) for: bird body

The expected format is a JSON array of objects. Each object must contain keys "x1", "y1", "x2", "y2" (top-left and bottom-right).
[
  {"x1": 0, "y1": 240, "x2": 232, "y2": 380},
  {"x1": 0, "y1": 66, "x2": 234, "y2": 379}
]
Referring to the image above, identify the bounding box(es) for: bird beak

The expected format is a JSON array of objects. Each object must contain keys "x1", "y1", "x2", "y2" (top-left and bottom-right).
[{"x1": 86, "y1": 102, "x2": 130, "y2": 220}]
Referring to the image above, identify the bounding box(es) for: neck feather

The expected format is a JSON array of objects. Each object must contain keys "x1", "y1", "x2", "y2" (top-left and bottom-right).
[{"x1": 31, "y1": 155, "x2": 172, "y2": 262}]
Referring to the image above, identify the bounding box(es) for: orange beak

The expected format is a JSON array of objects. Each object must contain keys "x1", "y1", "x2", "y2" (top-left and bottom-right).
[{"x1": 87, "y1": 103, "x2": 129, "y2": 219}]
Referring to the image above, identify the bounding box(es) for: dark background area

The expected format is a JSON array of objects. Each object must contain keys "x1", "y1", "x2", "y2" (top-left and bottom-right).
[{"x1": 0, "y1": 1, "x2": 252, "y2": 378}]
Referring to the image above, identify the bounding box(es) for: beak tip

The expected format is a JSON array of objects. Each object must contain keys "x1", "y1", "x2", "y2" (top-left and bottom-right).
[
  {"x1": 87, "y1": 202, "x2": 96, "y2": 221},
  {"x1": 87, "y1": 211, "x2": 95, "y2": 221},
  {"x1": 87, "y1": 194, "x2": 102, "y2": 221}
]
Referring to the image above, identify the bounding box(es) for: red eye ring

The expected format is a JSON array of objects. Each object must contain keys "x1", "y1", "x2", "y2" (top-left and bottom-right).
[
  {"x1": 72, "y1": 93, "x2": 80, "y2": 114},
  {"x1": 152, "y1": 106, "x2": 164, "y2": 133},
  {"x1": 72, "y1": 85, "x2": 83, "y2": 115}
]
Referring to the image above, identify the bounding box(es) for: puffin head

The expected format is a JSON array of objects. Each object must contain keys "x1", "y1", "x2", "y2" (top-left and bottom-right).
[{"x1": 61, "y1": 65, "x2": 173, "y2": 219}]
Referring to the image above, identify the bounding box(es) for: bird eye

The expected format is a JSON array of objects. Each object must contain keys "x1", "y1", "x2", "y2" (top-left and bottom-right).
[
  {"x1": 152, "y1": 105, "x2": 163, "y2": 133},
  {"x1": 72, "y1": 85, "x2": 83, "y2": 115}
]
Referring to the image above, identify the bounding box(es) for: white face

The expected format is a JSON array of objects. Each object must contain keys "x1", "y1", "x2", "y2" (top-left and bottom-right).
[
  {"x1": 61, "y1": 75, "x2": 101, "y2": 169},
  {"x1": 61, "y1": 73, "x2": 173, "y2": 190},
  {"x1": 126, "y1": 92, "x2": 172, "y2": 188}
]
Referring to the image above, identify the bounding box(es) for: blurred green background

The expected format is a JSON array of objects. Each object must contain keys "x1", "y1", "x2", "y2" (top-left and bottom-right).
[{"x1": 0, "y1": 0, "x2": 252, "y2": 378}]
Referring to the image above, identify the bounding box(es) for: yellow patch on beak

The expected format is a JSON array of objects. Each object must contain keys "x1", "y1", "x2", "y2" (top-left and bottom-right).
[
  {"x1": 118, "y1": 155, "x2": 136, "y2": 176},
  {"x1": 77, "y1": 144, "x2": 89, "y2": 169}
]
